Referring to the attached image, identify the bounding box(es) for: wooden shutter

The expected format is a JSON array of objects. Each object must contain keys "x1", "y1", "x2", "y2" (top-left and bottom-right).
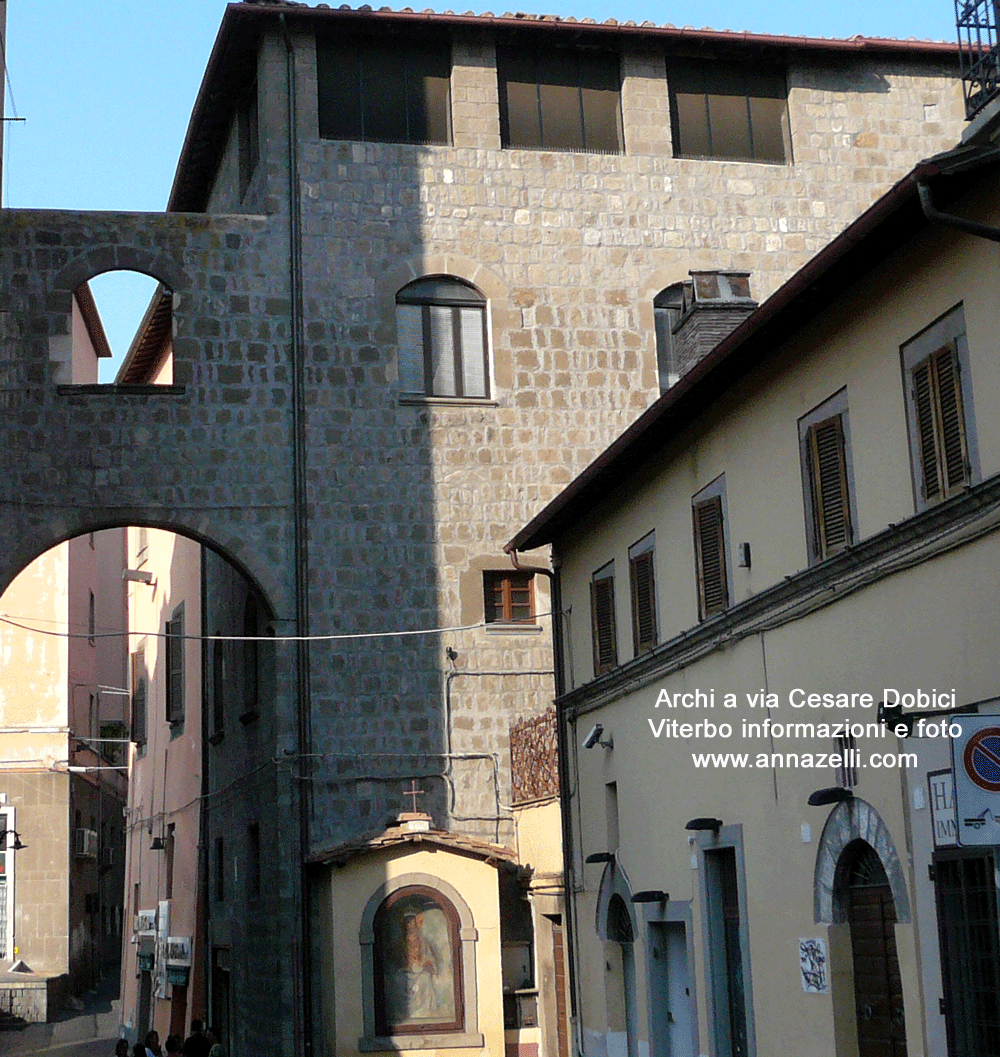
[
  {"x1": 132, "y1": 654, "x2": 147, "y2": 746},
  {"x1": 912, "y1": 345, "x2": 969, "y2": 502},
  {"x1": 693, "y1": 496, "x2": 728, "y2": 619},
  {"x1": 166, "y1": 614, "x2": 184, "y2": 724},
  {"x1": 629, "y1": 550, "x2": 657, "y2": 654},
  {"x1": 590, "y1": 575, "x2": 618, "y2": 674},
  {"x1": 807, "y1": 415, "x2": 852, "y2": 559}
]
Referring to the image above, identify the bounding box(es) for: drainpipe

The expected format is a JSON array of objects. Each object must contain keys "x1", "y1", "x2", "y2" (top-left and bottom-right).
[
  {"x1": 509, "y1": 548, "x2": 584, "y2": 1056},
  {"x1": 917, "y1": 181, "x2": 1000, "y2": 243},
  {"x1": 279, "y1": 14, "x2": 314, "y2": 1057}
]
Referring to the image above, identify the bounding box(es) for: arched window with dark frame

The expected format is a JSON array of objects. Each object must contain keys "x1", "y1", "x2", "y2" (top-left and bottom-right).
[
  {"x1": 373, "y1": 885, "x2": 464, "y2": 1035},
  {"x1": 396, "y1": 277, "x2": 489, "y2": 399}
]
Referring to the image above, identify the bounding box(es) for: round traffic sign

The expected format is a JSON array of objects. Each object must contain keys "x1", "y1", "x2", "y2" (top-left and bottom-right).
[{"x1": 963, "y1": 727, "x2": 1000, "y2": 792}]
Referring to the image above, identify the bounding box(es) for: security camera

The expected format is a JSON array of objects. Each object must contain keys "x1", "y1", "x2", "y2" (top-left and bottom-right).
[{"x1": 582, "y1": 723, "x2": 605, "y2": 750}]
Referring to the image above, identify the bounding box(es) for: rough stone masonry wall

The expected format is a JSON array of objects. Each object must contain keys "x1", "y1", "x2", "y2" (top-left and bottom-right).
[{"x1": 277, "y1": 28, "x2": 966, "y2": 849}]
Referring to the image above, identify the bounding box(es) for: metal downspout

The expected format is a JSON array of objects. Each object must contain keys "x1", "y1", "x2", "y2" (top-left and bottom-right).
[
  {"x1": 917, "y1": 180, "x2": 1000, "y2": 243},
  {"x1": 279, "y1": 14, "x2": 314, "y2": 1057},
  {"x1": 510, "y1": 549, "x2": 584, "y2": 1056}
]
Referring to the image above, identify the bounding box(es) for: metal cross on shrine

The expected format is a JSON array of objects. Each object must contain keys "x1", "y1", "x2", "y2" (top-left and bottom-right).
[{"x1": 403, "y1": 779, "x2": 425, "y2": 813}]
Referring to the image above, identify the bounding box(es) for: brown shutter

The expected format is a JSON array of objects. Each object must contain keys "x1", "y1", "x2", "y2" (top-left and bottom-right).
[
  {"x1": 693, "y1": 496, "x2": 728, "y2": 618},
  {"x1": 807, "y1": 415, "x2": 852, "y2": 559},
  {"x1": 629, "y1": 550, "x2": 657, "y2": 654},
  {"x1": 131, "y1": 653, "x2": 147, "y2": 746},
  {"x1": 166, "y1": 614, "x2": 184, "y2": 724},
  {"x1": 932, "y1": 346, "x2": 969, "y2": 494},
  {"x1": 590, "y1": 575, "x2": 618, "y2": 674},
  {"x1": 912, "y1": 345, "x2": 969, "y2": 503}
]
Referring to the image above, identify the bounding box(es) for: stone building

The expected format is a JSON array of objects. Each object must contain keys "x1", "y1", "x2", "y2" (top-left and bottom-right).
[{"x1": 0, "y1": 1, "x2": 972, "y2": 1052}]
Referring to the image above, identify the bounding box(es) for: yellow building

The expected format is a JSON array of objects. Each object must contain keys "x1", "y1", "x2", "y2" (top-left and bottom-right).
[{"x1": 508, "y1": 137, "x2": 1000, "y2": 1057}]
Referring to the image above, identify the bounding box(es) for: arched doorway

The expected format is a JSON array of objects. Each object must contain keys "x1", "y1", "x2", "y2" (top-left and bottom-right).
[{"x1": 837, "y1": 840, "x2": 908, "y2": 1057}]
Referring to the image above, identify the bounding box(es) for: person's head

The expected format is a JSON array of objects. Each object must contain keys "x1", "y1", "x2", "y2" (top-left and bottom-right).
[
  {"x1": 165, "y1": 1035, "x2": 183, "y2": 1055},
  {"x1": 116, "y1": 1040, "x2": 130, "y2": 1057},
  {"x1": 132, "y1": 1045, "x2": 146, "y2": 1057},
  {"x1": 145, "y1": 1031, "x2": 159, "y2": 1051},
  {"x1": 190, "y1": 1021, "x2": 204, "y2": 1036}
]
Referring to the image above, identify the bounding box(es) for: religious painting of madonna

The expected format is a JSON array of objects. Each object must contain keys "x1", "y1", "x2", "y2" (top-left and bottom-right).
[{"x1": 374, "y1": 886, "x2": 464, "y2": 1034}]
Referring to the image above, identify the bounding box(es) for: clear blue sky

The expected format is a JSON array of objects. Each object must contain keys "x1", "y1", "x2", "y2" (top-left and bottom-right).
[{"x1": 2, "y1": 0, "x2": 962, "y2": 375}]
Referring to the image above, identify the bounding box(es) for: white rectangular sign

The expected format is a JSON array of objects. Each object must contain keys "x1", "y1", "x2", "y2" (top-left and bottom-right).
[
  {"x1": 950, "y1": 714, "x2": 1000, "y2": 846},
  {"x1": 928, "y1": 769, "x2": 957, "y2": 848}
]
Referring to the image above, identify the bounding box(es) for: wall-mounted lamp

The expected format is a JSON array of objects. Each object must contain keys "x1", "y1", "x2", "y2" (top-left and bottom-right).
[
  {"x1": 1, "y1": 829, "x2": 26, "y2": 851},
  {"x1": 631, "y1": 890, "x2": 669, "y2": 904},
  {"x1": 807, "y1": 787, "x2": 854, "y2": 807},
  {"x1": 150, "y1": 835, "x2": 166, "y2": 851},
  {"x1": 123, "y1": 569, "x2": 155, "y2": 586},
  {"x1": 584, "y1": 852, "x2": 615, "y2": 864},
  {"x1": 685, "y1": 817, "x2": 723, "y2": 835},
  {"x1": 582, "y1": 723, "x2": 614, "y2": 750},
  {"x1": 876, "y1": 700, "x2": 913, "y2": 737}
]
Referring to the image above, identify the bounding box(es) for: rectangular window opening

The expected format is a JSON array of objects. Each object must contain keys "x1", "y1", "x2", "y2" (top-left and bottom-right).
[
  {"x1": 692, "y1": 479, "x2": 729, "y2": 620},
  {"x1": 628, "y1": 532, "x2": 657, "y2": 656},
  {"x1": 484, "y1": 570, "x2": 536, "y2": 624},
  {"x1": 498, "y1": 44, "x2": 623, "y2": 154},
  {"x1": 590, "y1": 561, "x2": 618, "y2": 675},
  {"x1": 166, "y1": 609, "x2": 185, "y2": 728}
]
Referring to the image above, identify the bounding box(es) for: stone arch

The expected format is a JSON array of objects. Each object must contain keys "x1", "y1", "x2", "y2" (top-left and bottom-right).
[
  {"x1": 813, "y1": 797, "x2": 911, "y2": 924},
  {"x1": 595, "y1": 857, "x2": 638, "y2": 941},
  {"x1": 53, "y1": 245, "x2": 190, "y2": 295},
  {"x1": 0, "y1": 513, "x2": 285, "y2": 627}
]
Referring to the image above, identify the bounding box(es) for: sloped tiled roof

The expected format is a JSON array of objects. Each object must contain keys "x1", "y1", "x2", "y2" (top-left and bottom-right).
[{"x1": 307, "y1": 819, "x2": 518, "y2": 866}]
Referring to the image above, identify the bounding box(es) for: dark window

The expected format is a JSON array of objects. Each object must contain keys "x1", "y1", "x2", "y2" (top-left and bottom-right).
[
  {"x1": 237, "y1": 80, "x2": 259, "y2": 198},
  {"x1": 165, "y1": 824, "x2": 175, "y2": 900},
  {"x1": 834, "y1": 732, "x2": 858, "y2": 788},
  {"x1": 396, "y1": 278, "x2": 489, "y2": 399},
  {"x1": 693, "y1": 486, "x2": 729, "y2": 619},
  {"x1": 934, "y1": 850, "x2": 1000, "y2": 1056},
  {"x1": 131, "y1": 652, "x2": 147, "y2": 751},
  {"x1": 629, "y1": 533, "x2": 657, "y2": 656},
  {"x1": 668, "y1": 58, "x2": 788, "y2": 163},
  {"x1": 373, "y1": 886, "x2": 464, "y2": 1035},
  {"x1": 248, "y1": 823, "x2": 261, "y2": 898},
  {"x1": 912, "y1": 346, "x2": 969, "y2": 502},
  {"x1": 166, "y1": 608, "x2": 184, "y2": 727},
  {"x1": 902, "y1": 306, "x2": 976, "y2": 510},
  {"x1": 653, "y1": 283, "x2": 686, "y2": 392},
  {"x1": 805, "y1": 415, "x2": 853, "y2": 559},
  {"x1": 215, "y1": 837, "x2": 225, "y2": 903},
  {"x1": 242, "y1": 596, "x2": 260, "y2": 721},
  {"x1": 317, "y1": 36, "x2": 451, "y2": 145},
  {"x1": 498, "y1": 45, "x2": 622, "y2": 153},
  {"x1": 590, "y1": 562, "x2": 617, "y2": 675},
  {"x1": 212, "y1": 636, "x2": 225, "y2": 740},
  {"x1": 484, "y1": 571, "x2": 535, "y2": 624},
  {"x1": 88, "y1": 591, "x2": 96, "y2": 646}
]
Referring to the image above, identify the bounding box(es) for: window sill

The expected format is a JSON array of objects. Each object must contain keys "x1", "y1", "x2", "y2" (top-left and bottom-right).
[
  {"x1": 399, "y1": 395, "x2": 498, "y2": 408},
  {"x1": 359, "y1": 1033, "x2": 484, "y2": 1052},
  {"x1": 671, "y1": 152, "x2": 788, "y2": 166},
  {"x1": 484, "y1": 623, "x2": 544, "y2": 635}
]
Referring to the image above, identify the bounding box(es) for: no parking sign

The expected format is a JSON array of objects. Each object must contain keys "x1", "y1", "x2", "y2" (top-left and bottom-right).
[{"x1": 951, "y1": 715, "x2": 1000, "y2": 846}]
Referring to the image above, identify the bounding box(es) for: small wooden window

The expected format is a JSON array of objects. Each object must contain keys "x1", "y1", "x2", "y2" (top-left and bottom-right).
[
  {"x1": 131, "y1": 652, "x2": 147, "y2": 749},
  {"x1": 693, "y1": 494, "x2": 728, "y2": 619},
  {"x1": 629, "y1": 535, "x2": 657, "y2": 655},
  {"x1": 165, "y1": 609, "x2": 184, "y2": 726},
  {"x1": 373, "y1": 886, "x2": 464, "y2": 1035},
  {"x1": 484, "y1": 571, "x2": 535, "y2": 624},
  {"x1": 806, "y1": 414, "x2": 853, "y2": 559},
  {"x1": 590, "y1": 563, "x2": 618, "y2": 675},
  {"x1": 317, "y1": 37, "x2": 452, "y2": 146},
  {"x1": 912, "y1": 344, "x2": 969, "y2": 503},
  {"x1": 397, "y1": 278, "x2": 489, "y2": 399},
  {"x1": 498, "y1": 44, "x2": 622, "y2": 153}
]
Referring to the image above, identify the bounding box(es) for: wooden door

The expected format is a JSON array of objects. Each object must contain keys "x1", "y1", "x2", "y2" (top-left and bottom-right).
[{"x1": 848, "y1": 884, "x2": 908, "y2": 1057}]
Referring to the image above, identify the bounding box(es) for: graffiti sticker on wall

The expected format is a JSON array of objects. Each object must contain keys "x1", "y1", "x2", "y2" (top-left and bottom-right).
[{"x1": 799, "y1": 938, "x2": 828, "y2": 993}]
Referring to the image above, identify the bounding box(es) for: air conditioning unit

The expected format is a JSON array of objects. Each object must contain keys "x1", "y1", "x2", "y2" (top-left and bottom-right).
[
  {"x1": 134, "y1": 909, "x2": 156, "y2": 934},
  {"x1": 74, "y1": 828, "x2": 98, "y2": 859},
  {"x1": 102, "y1": 845, "x2": 114, "y2": 866}
]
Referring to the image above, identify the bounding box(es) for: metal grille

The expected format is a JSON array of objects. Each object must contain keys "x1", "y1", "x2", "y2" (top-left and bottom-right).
[
  {"x1": 510, "y1": 708, "x2": 559, "y2": 804},
  {"x1": 956, "y1": 0, "x2": 1000, "y2": 118}
]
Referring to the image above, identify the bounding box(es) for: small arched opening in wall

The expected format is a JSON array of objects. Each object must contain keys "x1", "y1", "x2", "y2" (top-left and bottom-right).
[{"x1": 67, "y1": 271, "x2": 171, "y2": 385}]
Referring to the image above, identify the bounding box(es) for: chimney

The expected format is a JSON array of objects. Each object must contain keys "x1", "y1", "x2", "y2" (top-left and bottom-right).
[{"x1": 669, "y1": 271, "x2": 757, "y2": 381}]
